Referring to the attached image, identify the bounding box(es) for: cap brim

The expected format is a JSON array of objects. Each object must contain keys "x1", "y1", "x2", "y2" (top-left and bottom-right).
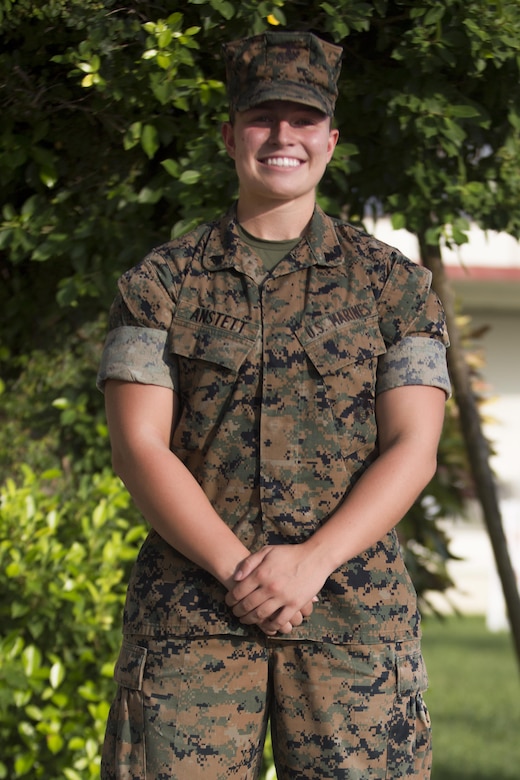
[{"x1": 235, "y1": 81, "x2": 331, "y2": 116}]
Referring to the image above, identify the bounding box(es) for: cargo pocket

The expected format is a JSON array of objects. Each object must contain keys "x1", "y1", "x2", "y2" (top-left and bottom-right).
[
  {"x1": 101, "y1": 641, "x2": 148, "y2": 780},
  {"x1": 386, "y1": 648, "x2": 432, "y2": 777},
  {"x1": 395, "y1": 648, "x2": 428, "y2": 698}
]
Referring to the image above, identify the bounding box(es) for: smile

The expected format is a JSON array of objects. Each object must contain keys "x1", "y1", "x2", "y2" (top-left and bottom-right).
[{"x1": 263, "y1": 157, "x2": 302, "y2": 168}]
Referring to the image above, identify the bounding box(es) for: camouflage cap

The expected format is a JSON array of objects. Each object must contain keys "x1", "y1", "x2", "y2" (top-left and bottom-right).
[{"x1": 223, "y1": 31, "x2": 342, "y2": 117}]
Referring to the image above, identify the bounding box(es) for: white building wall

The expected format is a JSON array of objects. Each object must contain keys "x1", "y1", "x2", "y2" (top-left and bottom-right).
[{"x1": 471, "y1": 312, "x2": 520, "y2": 500}]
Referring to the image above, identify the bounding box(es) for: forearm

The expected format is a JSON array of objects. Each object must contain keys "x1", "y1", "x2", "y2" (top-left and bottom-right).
[
  {"x1": 302, "y1": 385, "x2": 446, "y2": 575},
  {"x1": 226, "y1": 382, "x2": 446, "y2": 633},
  {"x1": 227, "y1": 435, "x2": 437, "y2": 631},
  {"x1": 116, "y1": 445, "x2": 316, "y2": 633},
  {"x1": 105, "y1": 381, "x2": 250, "y2": 588},
  {"x1": 113, "y1": 443, "x2": 250, "y2": 590},
  {"x1": 104, "y1": 381, "x2": 317, "y2": 634},
  {"x1": 302, "y1": 436, "x2": 437, "y2": 575}
]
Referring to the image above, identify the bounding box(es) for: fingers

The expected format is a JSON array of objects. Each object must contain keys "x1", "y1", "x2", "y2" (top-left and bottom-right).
[
  {"x1": 260, "y1": 621, "x2": 293, "y2": 636},
  {"x1": 300, "y1": 596, "x2": 319, "y2": 618},
  {"x1": 259, "y1": 614, "x2": 299, "y2": 636},
  {"x1": 232, "y1": 546, "x2": 272, "y2": 582},
  {"x1": 258, "y1": 598, "x2": 318, "y2": 632},
  {"x1": 257, "y1": 603, "x2": 313, "y2": 636},
  {"x1": 225, "y1": 543, "x2": 322, "y2": 633},
  {"x1": 228, "y1": 593, "x2": 319, "y2": 635}
]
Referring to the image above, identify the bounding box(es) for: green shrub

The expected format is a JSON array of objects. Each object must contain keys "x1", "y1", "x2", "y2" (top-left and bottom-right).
[
  {"x1": 0, "y1": 317, "x2": 110, "y2": 484},
  {"x1": 0, "y1": 466, "x2": 146, "y2": 779}
]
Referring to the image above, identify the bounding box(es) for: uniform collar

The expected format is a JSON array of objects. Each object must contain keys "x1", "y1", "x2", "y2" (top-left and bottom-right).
[{"x1": 202, "y1": 203, "x2": 344, "y2": 275}]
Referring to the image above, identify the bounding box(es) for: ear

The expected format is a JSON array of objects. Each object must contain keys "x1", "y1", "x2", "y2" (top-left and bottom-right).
[
  {"x1": 221, "y1": 122, "x2": 236, "y2": 160},
  {"x1": 326, "y1": 127, "x2": 340, "y2": 163}
]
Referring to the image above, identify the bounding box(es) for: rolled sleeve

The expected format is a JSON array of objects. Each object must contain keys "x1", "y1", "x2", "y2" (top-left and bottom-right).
[
  {"x1": 376, "y1": 336, "x2": 451, "y2": 397},
  {"x1": 96, "y1": 326, "x2": 178, "y2": 392}
]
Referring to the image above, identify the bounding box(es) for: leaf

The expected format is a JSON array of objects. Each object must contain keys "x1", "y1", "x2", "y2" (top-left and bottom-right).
[
  {"x1": 451, "y1": 226, "x2": 469, "y2": 245},
  {"x1": 77, "y1": 61, "x2": 94, "y2": 74},
  {"x1": 123, "y1": 121, "x2": 142, "y2": 151},
  {"x1": 137, "y1": 186, "x2": 164, "y2": 204},
  {"x1": 210, "y1": 0, "x2": 235, "y2": 20},
  {"x1": 157, "y1": 53, "x2": 171, "y2": 70},
  {"x1": 161, "y1": 158, "x2": 180, "y2": 177},
  {"x1": 49, "y1": 660, "x2": 66, "y2": 689},
  {"x1": 391, "y1": 213, "x2": 407, "y2": 230},
  {"x1": 25, "y1": 704, "x2": 43, "y2": 720},
  {"x1": 449, "y1": 104, "x2": 481, "y2": 119},
  {"x1": 424, "y1": 6, "x2": 445, "y2": 26},
  {"x1": 21, "y1": 195, "x2": 40, "y2": 217},
  {"x1": 6, "y1": 561, "x2": 22, "y2": 577},
  {"x1": 14, "y1": 753, "x2": 35, "y2": 776},
  {"x1": 158, "y1": 30, "x2": 173, "y2": 48},
  {"x1": 425, "y1": 226, "x2": 442, "y2": 246},
  {"x1": 68, "y1": 737, "x2": 85, "y2": 751},
  {"x1": 39, "y1": 164, "x2": 58, "y2": 188},
  {"x1": 47, "y1": 733, "x2": 65, "y2": 754},
  {"x1": 12, "y1": 602, "x2": 31, "y2": 622},
  {"x1": 141, "y1": 124, "x2": 159, "y2": 159},
  {"x1": 508, "y1": 108, "x2": 520, "y2": 131},
  {"x1": 63, "y1": 769, "x2": 83, "y2": 780},
  {"x1": 441, "y1": 118, "x2": 467, "y2": 147},
  {"x1": 179, "y1": 169, "x2": 201, "y2": 185},
  {"x1": 165, "y1": 11, "x2": 183, "y2": 30},
  {"x1": 22, "y1": 645, "x2": 42, "y2": 677},
  {"x1": 41, "y1": 468, "x2": 62, "y2": 480}
]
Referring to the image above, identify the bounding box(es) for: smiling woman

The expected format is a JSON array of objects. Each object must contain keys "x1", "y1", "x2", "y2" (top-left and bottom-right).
[
  {"x1": 221, "y1": 101, "x2": 339, "y2": 238},
  {"x1": 98, "y1": 30, "x2": 450, "y2": 780}
]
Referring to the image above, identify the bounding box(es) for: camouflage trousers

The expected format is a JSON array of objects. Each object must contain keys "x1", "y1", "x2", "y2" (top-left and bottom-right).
[{"x1": 100, "y1": 633, "x2": 432, "y2": 780}]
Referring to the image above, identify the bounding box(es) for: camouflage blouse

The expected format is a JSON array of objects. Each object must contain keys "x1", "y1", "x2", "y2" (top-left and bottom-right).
[{"x1": 98, "y1": 205, "x2": 450, "y2": 645}]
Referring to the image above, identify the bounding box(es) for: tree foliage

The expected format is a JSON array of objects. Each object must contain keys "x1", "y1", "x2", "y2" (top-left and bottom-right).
[
  {"x1": 2, "y1": 0, "x2": 519, "y2": 352},
  {"x1": 2, "y1": 0, "x2": 520, "y2": 776}
]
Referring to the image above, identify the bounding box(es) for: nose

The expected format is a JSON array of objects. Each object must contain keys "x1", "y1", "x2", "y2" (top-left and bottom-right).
[{"x1": 269, "y1": 120, "x2": 294, "y2": 145}]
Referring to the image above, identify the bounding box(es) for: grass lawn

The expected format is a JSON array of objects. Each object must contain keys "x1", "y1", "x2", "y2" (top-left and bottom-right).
[{"x1": 422, "y1": 614, "x2": 520, "y2": 780}]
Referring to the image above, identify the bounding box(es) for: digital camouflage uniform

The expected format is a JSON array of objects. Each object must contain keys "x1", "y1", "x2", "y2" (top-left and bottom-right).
[{"x1": 98, "y1": 31, "x2": 450, "y2": 780}]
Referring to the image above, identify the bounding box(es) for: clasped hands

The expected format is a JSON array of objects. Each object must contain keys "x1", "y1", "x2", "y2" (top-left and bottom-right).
[{"x1": 225, "y1": 543, "x2": 328, "y2": 636}]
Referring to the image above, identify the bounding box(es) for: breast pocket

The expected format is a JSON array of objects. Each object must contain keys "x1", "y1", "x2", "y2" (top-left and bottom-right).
[
  {"x1": 168, "y1": 311, "x2": 259, "y2": 449},
  {"x1": 297, "y1": 314, "x2": 387, "y2": 446},
  {"x1": 170, "y1": 309, "x2": 258, "y2": 369}
]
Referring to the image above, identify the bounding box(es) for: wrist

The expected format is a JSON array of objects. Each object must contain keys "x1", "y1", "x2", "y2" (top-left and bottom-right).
[
  {"x1": 208, "y1": 543, "x2": 250, "y2": 591},
  {"x1": 302, "y1": 529, "x2": 344, "y2": 578}
]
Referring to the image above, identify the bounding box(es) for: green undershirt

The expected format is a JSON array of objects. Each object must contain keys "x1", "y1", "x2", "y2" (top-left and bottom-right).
[{"x1": 237, "y1": 223, "x2": 301, "y2": 271}]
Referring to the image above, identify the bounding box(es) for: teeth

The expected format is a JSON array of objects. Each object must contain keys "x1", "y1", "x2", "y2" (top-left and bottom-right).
[{"x1": 265, "y1": 157, "x2": 301, "y2": 167}]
